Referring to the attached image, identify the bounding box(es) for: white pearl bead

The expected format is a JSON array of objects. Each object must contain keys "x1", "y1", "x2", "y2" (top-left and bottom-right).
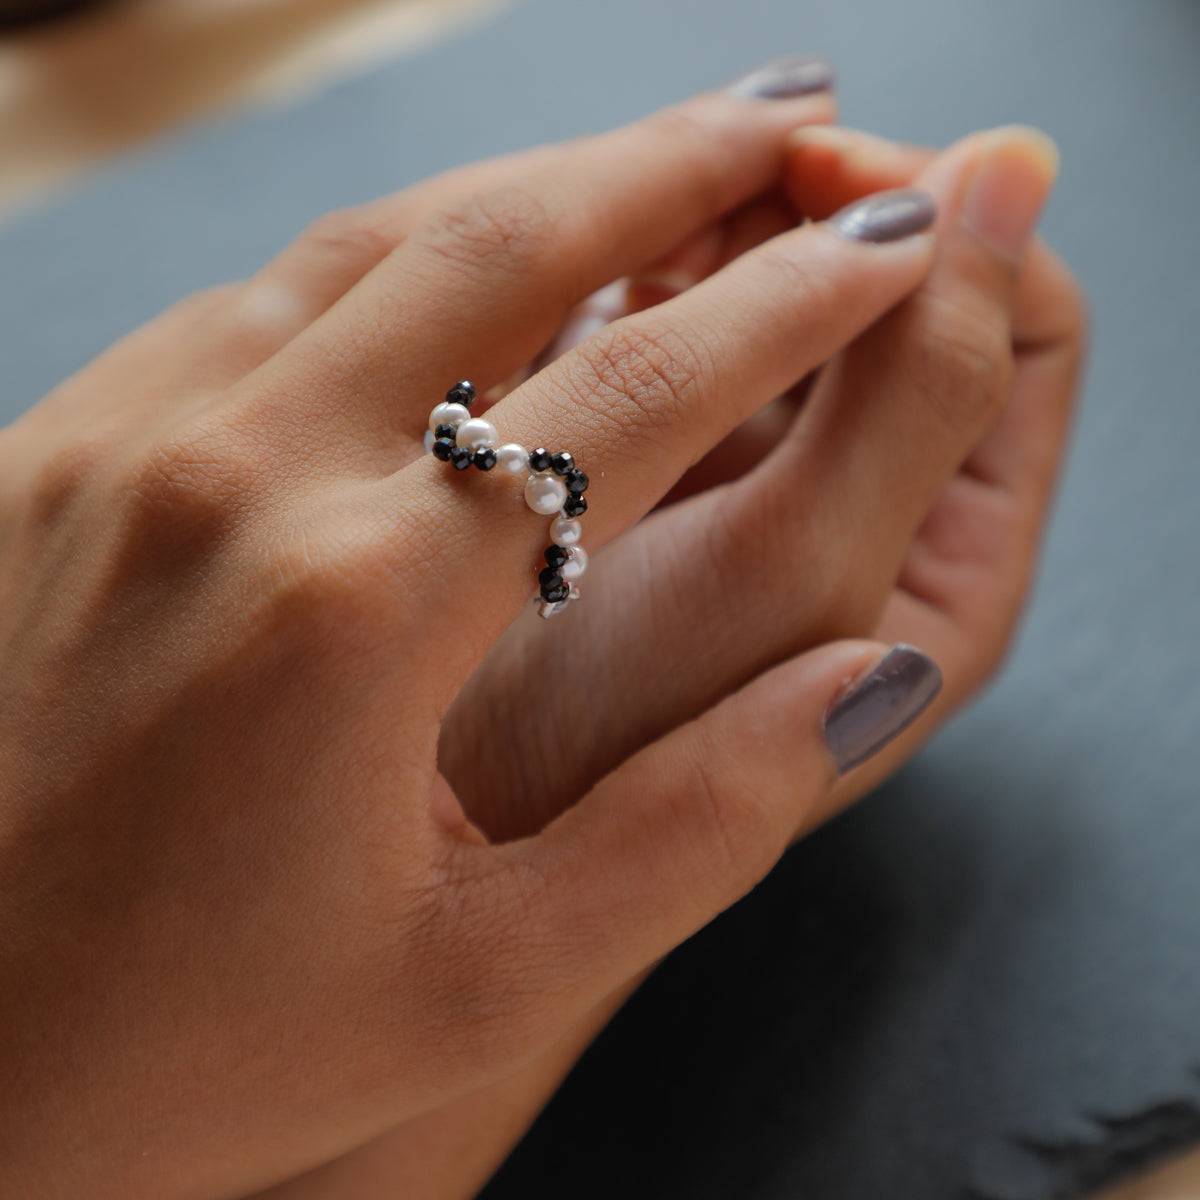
[
  {"x1": 495, "y1": 443, "x2": 528, "y2": 475},
  {"x1": 525, "y1": 473, "x2": 567, "y2": 516},
  {"x1": 550, "y1": 516, "x2": 582, "y2": 546},
  {"x1": 428, "y1": 401, "x2": 470, "y2": 432},
  {"x1": 422, "y1": 429, "x2": 435, "y2": 453},
  {"x1": 455, "y1": 417, "x2": 498, "y2": 452},
  {"x1": 561, "y1": 546, "x2": 588, "y2": 580}
]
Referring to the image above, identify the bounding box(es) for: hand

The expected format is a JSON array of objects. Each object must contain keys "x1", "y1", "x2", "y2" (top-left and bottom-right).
[
  {"x1": 442, "y1": 124, "x2": 1083, "y2": 843},
  {"x1": 257, "y1": 124, "x2": 1085, "y2": 1198},
  {"x1": 0, "y1": 72, "x2": 966, "y2": 1197}
]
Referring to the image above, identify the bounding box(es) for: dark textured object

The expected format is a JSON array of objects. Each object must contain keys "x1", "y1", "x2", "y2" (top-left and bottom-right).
[
  {"x1": 431, "y1": 437, "x2": 454, "y2": 462},
  {"x1": 564, "y1": 468, "x2": 589, "y2": 496},
  {"x1": 3, "y1": 2, "x2": 1198, "y2": 1196},
  {"x1": 544, "y1": 545, "x2": 569, "y2": 569},
  {"x1": 563, "y1": 495, "x2": 588, "y2": 518},
  {"x1": 528, "y1": 447, "x2": 552, "y2": 472},
  {"x1": 473, "y1": 447, "x2": 497, "y2": 471},
  {"x1": 448, "y1": 446, "x2": 472, "y2": 471},
  {"x1": 434, "y1": 423, "x2": 457, "y2": 441},
  {"x1": 551, "y1": 451, "x2": 575, "y2": 475},
  {"x1": 0, "y1": 0, "x2": 103, "y2": 25},
  {"x1": 537, "y1": 566, "x2": 563, "y2": 592},
  {"x1": 445, "y1": 380, "x2": 475, "y2": 409}
]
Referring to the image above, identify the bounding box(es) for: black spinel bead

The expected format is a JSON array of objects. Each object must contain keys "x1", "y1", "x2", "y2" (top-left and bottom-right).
[
  {"x1": 434, "y1": 422, "x2": 458, "y2": 441},
  {"x1": 563, "y1": 495, "x2": 588, "y2": 518},
  {"x1": 542, "y1": 581, "x2": 570, "y2": 604},
  {"x1": 538, "y1": 566, "x2": 564, "y2": 590},
  {"x1": 432, "y1": 437, "x2": 455, "y2": 462},
  {"x1": 550, "y1": 451, "x2": 575, "y2": 476},
  {"x1": 544, "y1": 544, "x2": 569, "y2": 569},
  {"x1": 449, "y1": 446, "x2": 473, "y2": 471},
  {"x1": 528, "y1": 446, "x2": 553, "y2": 472},
  {"x1": 473, "y1": 447, "x2": 497, "y2": 471},
  {"x1": 564, "y1": 468, "x2": 589, "y2": 495},
  {"x1": 446, "y1": 380, "x2": 476, "y2": 409}
]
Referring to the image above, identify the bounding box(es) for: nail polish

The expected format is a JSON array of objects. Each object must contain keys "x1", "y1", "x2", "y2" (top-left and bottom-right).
[
  {"x1": 829, "y1": 189, "x2": 937, "y2": 244},
  {"x1": 824, "y1": 645, "x2": 943, "y2": 773},
  {"x1": 728, "y1": 56, "x2": 835, "y2": 100},
  {"x1": 961, "y1": 126, "x2": 1060, "y2": 259}
]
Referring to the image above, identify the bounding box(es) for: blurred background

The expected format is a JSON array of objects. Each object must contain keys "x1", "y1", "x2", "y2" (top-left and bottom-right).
[{"x1": 2, "y1": 2, "x2": 1198, "y2": 1198}]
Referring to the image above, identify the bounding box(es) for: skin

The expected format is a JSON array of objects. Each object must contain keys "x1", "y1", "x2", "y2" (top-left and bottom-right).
[
  {"x1": 253, "y1": 125, "x2": 1085, "y2": 1200},
  {"x1": 0, "y1": 82, "x2": 1084, "y2": 1200}
]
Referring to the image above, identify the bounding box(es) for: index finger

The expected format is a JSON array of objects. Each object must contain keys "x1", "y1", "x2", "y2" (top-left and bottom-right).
[{"x1": 241, "y1": 59, "x2": 835, "y2": 398}]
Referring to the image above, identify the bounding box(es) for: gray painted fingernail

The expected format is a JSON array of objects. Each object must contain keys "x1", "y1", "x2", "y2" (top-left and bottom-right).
[
  {"x1": 824, "y1": 645, "x2": 943, "y2": 774},
  {"x1": 728, "y1": 56, "x2": 835, "y2": 99},
  {"x1": 829, "y1": 189, "x2": 937, "y2": 244}
]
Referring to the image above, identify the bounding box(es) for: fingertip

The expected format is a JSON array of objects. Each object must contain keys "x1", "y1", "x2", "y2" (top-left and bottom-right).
[
  {"x1": 983, "y1": 124, "x2": 1061, "y2": 179},
  {"x1": 918, "y1": 125, "x2": 1060, "y2": 259},
  {"x1": 963, "y1": 127, "x2": 1060, "y2": 259},
  {"x1": 786, "y1": 127, "x2": 930, "y2": 218}
]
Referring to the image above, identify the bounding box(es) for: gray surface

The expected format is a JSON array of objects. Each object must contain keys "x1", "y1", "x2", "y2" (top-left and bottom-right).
[{"x1": 3, "y1": 1, "x2": 1200, "y2": 1197}]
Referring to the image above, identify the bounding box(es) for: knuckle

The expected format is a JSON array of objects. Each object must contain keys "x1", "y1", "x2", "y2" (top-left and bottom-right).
[
  {"x1": 119, "y1": 421, "x2": 257, "y2": 555},
  {"x1": 419, "y1": 185, "x2": 555, "y2": 278},
  {"x1": 27, "y1": 433, "x2": 116, "y2": 527},
  {"x1": 907, "y1": 295, "x2": 1013, "y2": 431},
  {"x1": 570, "y1": 318, "x2": 712, "y2": 443},
  {"x1": 262, "y1": 540, "x2": 372, "y2": 642},
  {"x1": 1020, "y1": 250, "x2": 1090, "y2": 356},
  {"x1": 748, "y1": 238, "x2": 844, "y2": 336},
  {"x1": 681, "y1": 741, "x2": 783, "y2": 892},
  {"x1": 162, "y1": 282, "x2": 244, "y2": 323},
  {"x1": 258, "y1": 519, "x2": 423, "y2": 655},
  {"x1": 754, "y1": 241, "x2": 843, "y2": 329},
  {"x1": 26, "y1": 429, "x2": 120, "y2": 528},
  {"x1": 298, "y1": 206, "x2": 398, "y2": 267},
  {"x1": 642, "y1": 101, "x2": 730, "y2": 210}
]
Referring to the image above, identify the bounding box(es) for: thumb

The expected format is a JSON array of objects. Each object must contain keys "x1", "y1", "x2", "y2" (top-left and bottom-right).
[{"x1": 511, "y1": 640, "x2": 942, "y2": 998}]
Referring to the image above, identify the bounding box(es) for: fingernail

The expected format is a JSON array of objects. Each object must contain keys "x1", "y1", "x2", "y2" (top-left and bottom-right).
[
  {"x1": 824, "y1": 645, "x2": 943, "y2": 773},
  {"x1": 962, "y1": 126, "x2": 1059, "y2": 259},
  {"x1": 728, "y1": 55, "x2": 835, "y2": 99},
  {"x1": 829, "y1": 189, "x2": 937, "y2": 244}
]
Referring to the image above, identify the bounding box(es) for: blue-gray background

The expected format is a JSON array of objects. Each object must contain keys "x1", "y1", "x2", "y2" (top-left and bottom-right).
[{"x1": 3, "y1": 2, "x2": 1198, "y2": 1196}]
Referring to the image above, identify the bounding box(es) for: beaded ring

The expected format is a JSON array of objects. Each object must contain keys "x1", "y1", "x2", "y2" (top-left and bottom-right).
[{"x1": 424, "y1": 381, "x2": 590, "y2": 619}]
